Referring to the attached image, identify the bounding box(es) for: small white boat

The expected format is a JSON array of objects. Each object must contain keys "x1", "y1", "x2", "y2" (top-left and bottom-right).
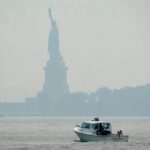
[{"x1": 74, "y1": 118, "x2": 129, "y2": 142}]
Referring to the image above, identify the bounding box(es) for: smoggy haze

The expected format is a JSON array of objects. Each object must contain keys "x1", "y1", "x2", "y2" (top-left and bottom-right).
[{"x1": 0, "y1": 0, "x2": 150, "y2": 102}]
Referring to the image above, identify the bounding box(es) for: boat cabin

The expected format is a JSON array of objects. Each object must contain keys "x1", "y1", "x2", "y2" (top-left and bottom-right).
[{"x1": 80, "y1": 119, "x2": 112, "y2": 135}]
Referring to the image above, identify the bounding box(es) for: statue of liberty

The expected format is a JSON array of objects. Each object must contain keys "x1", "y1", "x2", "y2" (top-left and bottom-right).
[
  {"x1": 41, "y1": 8, "x2": 69, "y2": 96},
  {"x1": 48, "y1": 8, "x2": 61, "y2": 60}
]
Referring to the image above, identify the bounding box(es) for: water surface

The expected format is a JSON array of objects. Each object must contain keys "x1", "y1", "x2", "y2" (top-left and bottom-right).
[{"x1": 0, "y1": 116, "x2": 150, "y2": 150}]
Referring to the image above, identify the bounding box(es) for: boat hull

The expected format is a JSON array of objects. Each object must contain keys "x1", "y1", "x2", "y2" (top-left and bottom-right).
[{"x1": 74, "y1": 129, "x2": 129, "y2": 142}]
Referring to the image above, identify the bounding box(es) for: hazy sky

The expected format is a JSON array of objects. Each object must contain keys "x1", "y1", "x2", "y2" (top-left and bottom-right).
[{"x1": 0, "y1": 0, "x2": 150, "y2": 102}]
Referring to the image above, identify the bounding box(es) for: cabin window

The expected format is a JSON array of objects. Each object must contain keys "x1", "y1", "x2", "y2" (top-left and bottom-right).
[
  {"x1": 102, "y1": 123, "x2": 110, "y2": 129},
  {"x1": 91, "y1": 124, "x2": 99, "y2": 130},
  {"x1": 81, "y1": 123, "x2": 91, "y2": 129}
]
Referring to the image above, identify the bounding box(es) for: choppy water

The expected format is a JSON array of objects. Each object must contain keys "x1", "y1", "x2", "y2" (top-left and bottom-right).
[{"x1": 0, "y1": 116, "x2": 150, "y2": 150}]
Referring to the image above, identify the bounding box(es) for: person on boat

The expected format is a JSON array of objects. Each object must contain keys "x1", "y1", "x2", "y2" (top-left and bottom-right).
[
  {"x1": 117, "y1": 130, "x2": 123, "y2": 138},
  {"x1": 96, "y1": 123, "x2": 104, "y2": 135},
  {"x1": 97, "y1": 123, "x2": 112, "y2": 135}
]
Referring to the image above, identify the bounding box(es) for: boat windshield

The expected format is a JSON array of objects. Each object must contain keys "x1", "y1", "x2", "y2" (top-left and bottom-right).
[{"x1": 81, "y1": 122, "x2": 91, "y2": 129}]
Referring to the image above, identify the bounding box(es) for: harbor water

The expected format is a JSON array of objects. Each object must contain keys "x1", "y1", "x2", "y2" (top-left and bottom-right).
[{"x1": 0, "y1": 116, "x2": 150, "y2": 150}]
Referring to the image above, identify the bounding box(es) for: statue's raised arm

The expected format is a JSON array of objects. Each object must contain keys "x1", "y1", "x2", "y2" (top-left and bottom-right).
[{"x1": 48, "y1": 8, "x2": 53, "y2": 22}]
